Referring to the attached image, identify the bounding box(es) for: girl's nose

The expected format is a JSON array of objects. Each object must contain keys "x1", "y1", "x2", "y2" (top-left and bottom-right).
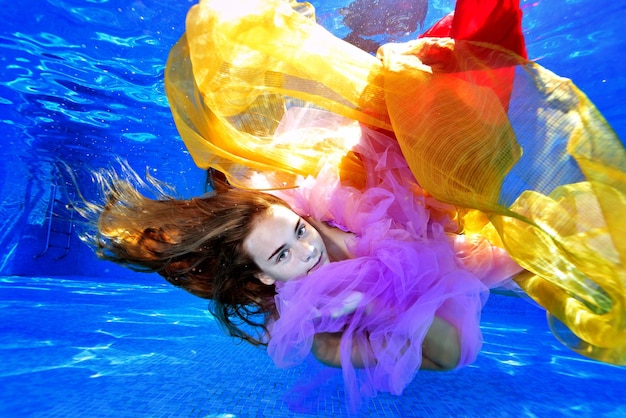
[{"x1": 298, "y1": 242, "x2": 317, "y2": 261}]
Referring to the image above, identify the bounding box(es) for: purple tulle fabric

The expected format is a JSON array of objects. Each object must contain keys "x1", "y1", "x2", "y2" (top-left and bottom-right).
[{"x1": 266, "y1": 108, "x2": 522, "y2": 407}]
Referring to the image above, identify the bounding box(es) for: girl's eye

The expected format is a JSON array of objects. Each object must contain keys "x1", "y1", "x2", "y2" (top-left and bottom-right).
[
  {"x1": 276, "y1": 249, "x2": 289, "y2": 263},
  {"x1": 297, "y1": 223, "x2": 306, "y2": 238}
]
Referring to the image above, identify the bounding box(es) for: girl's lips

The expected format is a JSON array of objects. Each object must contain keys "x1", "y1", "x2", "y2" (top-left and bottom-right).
[{"x1": 308, "y1": 253, "x2": 324, "y2": 274}]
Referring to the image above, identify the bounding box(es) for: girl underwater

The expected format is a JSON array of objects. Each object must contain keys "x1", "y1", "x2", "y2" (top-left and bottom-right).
[
  {"x1": 88, "y1": 110, "x2": 521, "y2": 407},
  {"x1": 84, "y1": 0, "x2": 625, "y2": 410}
]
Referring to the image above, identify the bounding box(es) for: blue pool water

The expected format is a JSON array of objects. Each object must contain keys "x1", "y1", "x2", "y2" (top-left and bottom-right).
[
  {"x1": 2, "y1": 276, "x2": 626, "y2": 417},
  {"x1": 1, "y1": 0, "x2": 625, "y2": 416}
]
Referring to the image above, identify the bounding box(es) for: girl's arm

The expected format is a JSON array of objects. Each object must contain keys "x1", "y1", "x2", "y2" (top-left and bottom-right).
[
  {"x1": 312, "y1": 331, "x2": 369, "y2": 368},
  {"x1": 312, "y1": 316, "x2": 461, "y2": 371},
  {"x1": 420, "y1": 316, "x2": 461, "y2": 371}
]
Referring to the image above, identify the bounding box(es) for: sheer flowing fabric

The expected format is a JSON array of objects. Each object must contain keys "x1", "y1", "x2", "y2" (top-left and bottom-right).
[
  {"x1": 266, "y1": 108, "x2": 521, "y2": 407},
  {"x1": 165, "y1": 0, "x2": 626, "y2": 365}
]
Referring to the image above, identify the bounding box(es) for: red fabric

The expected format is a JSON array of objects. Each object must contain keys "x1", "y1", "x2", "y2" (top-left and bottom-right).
[
  {"x1": 420, "y1": 12, "x2": 455, "y2": 38},
  {"x1": 421, "y1": 0, "x2": 527, "y2": 58},
  {"x1": 419, "y1": 0, "x2": 527, "y2": 111},
  {"x1": 451, "y1": 0, "x2": 527, "y2": 58}
]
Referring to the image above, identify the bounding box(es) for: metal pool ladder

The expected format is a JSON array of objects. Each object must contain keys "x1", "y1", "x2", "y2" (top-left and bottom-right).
[{"x1": 35, "y1": 173, "x2": 75, "y2": 260}]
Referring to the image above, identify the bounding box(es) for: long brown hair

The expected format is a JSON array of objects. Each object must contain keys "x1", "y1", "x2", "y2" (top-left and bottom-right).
[{"x1": 81, "y1": 167, "x2": 289, "y2": 346}]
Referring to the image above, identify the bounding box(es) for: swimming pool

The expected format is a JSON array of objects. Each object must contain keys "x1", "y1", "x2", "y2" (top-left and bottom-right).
[
  {"x1": 2, "y1": 276, "x2": 625, "y2": 417},
  {"x1": 1, "y1": 0, "x2": 625, "y2": 416}
]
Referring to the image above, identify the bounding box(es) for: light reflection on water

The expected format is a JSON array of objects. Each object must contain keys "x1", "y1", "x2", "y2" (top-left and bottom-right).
[
  {"x1": 2, "y1": 274, "x2": 626, "y2": 415},
  {"x1": 1, "y1": 275, "x2": 220, "y2": 383}
]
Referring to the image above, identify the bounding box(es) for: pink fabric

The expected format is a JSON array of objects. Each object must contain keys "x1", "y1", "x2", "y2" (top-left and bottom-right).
[{"x1": 267, "y1": 108, "x2": 522, "y2": 408}]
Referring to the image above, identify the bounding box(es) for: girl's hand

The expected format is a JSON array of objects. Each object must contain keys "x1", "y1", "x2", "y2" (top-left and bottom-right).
[{"x1": 330, "y1": 291, "x2": 365, "y2": 318}]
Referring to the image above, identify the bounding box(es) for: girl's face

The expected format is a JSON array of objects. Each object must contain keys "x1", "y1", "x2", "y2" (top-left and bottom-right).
[{"x1": 244, "y1": 204, "x2": 330, "y2": 284}]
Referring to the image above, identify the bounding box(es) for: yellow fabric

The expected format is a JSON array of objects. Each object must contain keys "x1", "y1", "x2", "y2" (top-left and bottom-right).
[
  {"x1": 165, "y1": 0, "x2": 626, "y2": 365},
  {"x1": 165, "y1": 0, "x2": 390, "y2": 188}
]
